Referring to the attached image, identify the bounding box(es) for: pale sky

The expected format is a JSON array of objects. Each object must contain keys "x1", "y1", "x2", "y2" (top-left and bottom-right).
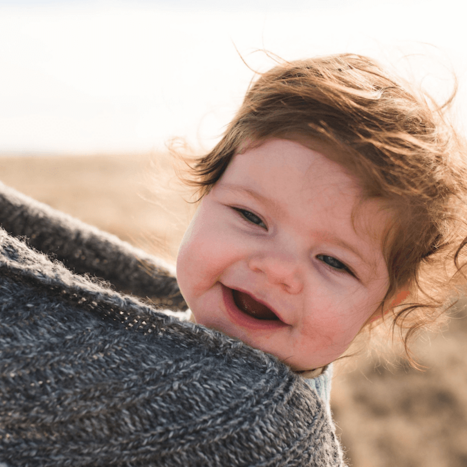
[{"x1": 0, "y1": 0, "x2": 465, "y2": 154}]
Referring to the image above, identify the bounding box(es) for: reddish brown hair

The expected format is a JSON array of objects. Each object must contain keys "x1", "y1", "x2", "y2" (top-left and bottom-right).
[{"x1": 180, "y1": 53, "x2": 467, "y2": 364}]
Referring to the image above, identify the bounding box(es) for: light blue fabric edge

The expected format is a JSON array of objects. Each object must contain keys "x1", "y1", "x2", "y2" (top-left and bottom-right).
[{"x1": 303, "y1": 363, "x2": 333, "y2": 406}]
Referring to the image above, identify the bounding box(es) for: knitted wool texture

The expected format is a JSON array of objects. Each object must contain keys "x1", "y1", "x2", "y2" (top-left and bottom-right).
[
  {"x1": 0, "y1": 183, "x2": 345, "y2": 466},
  {"x1": 0, "y1": 183, "x2": 186, "y2": 310}
]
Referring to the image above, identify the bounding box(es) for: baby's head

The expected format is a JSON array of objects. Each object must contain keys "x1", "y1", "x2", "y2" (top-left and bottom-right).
[{"x1": 176, "y1": 54, "x2": 467, "y2": 371}]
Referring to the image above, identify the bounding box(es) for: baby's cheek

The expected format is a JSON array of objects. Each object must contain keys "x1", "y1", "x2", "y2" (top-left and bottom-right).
[
  {"x1": 301, "y1": 309, "x2": 363, "y2": 353},
  {"x1": 177, "y1": 230, "x2": 228, "y2": 299}
]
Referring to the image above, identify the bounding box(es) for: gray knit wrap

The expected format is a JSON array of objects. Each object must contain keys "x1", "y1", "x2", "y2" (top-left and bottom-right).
[
  {"x1": 0, "y1": 183, "x2": 345, "y2": 466},
  {"x1": 0, "y1": 182, "x2": 186, "y2": 310}
]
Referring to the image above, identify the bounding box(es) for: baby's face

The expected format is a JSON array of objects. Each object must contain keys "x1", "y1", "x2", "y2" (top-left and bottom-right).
[{"x1": 177, "y1": 138, "x2": 390, "y2": 370}]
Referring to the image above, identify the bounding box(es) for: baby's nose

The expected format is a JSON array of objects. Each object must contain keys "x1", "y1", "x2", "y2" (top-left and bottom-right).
[{"x1": 248, "y1": 254, "x2": 303, "y2": 294}]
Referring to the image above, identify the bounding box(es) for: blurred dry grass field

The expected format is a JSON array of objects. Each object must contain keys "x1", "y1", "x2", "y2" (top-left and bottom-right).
[{"x1": 1, "y1": 153, "x2": 467, "y2": 467}]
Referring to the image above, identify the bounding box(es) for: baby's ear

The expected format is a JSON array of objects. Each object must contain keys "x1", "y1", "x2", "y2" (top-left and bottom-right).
[
  {"x1": 367, "y1": 290, "x2": 411, "y2": 325},
  {"x1": 389, "y1": 290, "x2": 411, "y2": 309},
  {"x1": 366, "y1": 306, "x2": 387, "y2": 325}
]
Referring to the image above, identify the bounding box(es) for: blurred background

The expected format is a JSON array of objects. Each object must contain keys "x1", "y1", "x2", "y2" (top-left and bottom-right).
[{"x1": 1, "y1": 0, "x2": 467, "y2": 465}]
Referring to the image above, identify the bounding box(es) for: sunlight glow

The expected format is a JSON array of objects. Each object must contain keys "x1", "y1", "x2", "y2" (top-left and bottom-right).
[{"x1": 0, "y1": 0, "x2": 465, "y2": 154}]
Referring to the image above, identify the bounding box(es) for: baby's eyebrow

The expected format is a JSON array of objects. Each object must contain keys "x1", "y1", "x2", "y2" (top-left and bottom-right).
[
  {"x1": 317, "y1": 233, "x2": 366, "y2": 263},
  {"x1": 219, "y1": 183, "x2": 282, "y2": 211}
]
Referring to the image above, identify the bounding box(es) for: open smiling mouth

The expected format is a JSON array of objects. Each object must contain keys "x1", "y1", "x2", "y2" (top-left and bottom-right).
[{"x1": 231, "y1": 289, "x2": 280, "y2": 321}]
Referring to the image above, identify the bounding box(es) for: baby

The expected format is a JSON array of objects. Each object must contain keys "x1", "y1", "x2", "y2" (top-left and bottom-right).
[{"x1": 175, "y1": 53, "x2": 467, "y2": 372}]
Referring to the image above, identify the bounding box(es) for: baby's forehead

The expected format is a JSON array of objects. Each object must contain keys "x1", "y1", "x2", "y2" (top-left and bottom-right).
[
  {"x1": 232, "y1": 138, "x2": 360, "y2": 193},
  {"x1": 224, "y1": 138, "x2": 390, "y2": 230}
]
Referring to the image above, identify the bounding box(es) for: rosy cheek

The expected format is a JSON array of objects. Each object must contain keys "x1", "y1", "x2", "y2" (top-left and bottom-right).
[
  {"x1": 176, "y1": 241, "x2": 196, "y2": 286},
  {"x1": 302, "y1": 302, "x2": 364, "y2": 352}
]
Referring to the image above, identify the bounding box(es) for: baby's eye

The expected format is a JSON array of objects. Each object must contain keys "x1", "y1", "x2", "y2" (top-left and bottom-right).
[
  {"x1": 233, "y1": 208, "x2": 267, "y2": 229},
  {"x1": 317, "y1": 254, "x2": 353, "y2": 275}
]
